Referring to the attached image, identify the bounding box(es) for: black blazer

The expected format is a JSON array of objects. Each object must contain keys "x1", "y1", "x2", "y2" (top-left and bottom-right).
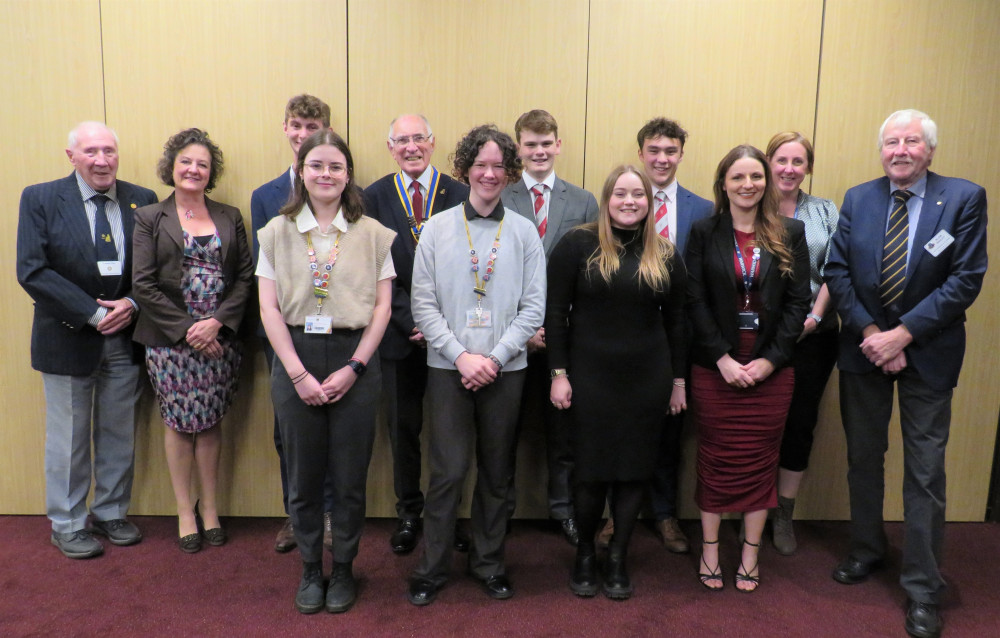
[
  {"x1": 17, "y1": 173, "x2": 158, "y2": 375},
  {"x1": 686, "y1": 212, "x2": 811, "y2": 370},
  {"x1": 131, "y1": 193, "x2": 255, "y2": 347},
  {"x1": 364, "y1": 170, "x2": 469, "y2": 359}
]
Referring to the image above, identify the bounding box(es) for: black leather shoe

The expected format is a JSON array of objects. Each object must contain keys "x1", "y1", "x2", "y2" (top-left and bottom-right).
[
  {"x1": 295, "y1": 561, "x2": 325, "y2": 614},
  {"x1": 559, "y1": 518, "x2": 580, "y2": 547},
  {"x1": 480, "y1": 574, "x2": 514, "y2": 600},
  {"x1": 325, "y1": 561, "x2": 357, "y2": 613},
  {"x1": 832, "y1": 555, "x2": 883, "y2": 584},
  {"x1": 569, "y1": 550, "x2": 599, "y2": 597},
  {"x1": 391, "y1": 518, "x2": 420, "y2": 554},
  {"x1": 905, "y1": 599, "x2": 942, "y2": 638},
  {"x1": 408, "y1": 578, "x2": 440, "y2": 606},
  {"x1": 602, "y1": 550, "x2": 633, "y2": 600},
  {"x1": 454, "y1": 521, "x2": 470, "y2": 552}
]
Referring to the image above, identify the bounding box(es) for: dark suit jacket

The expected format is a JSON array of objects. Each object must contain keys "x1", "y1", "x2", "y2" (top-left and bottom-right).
[
  {"x1": 686, "y1": 213, "x2": 811, "y2": 370},
  {"x1": 17, "y1": 173, "x2": 158, "y2": 375},
  {"x1": 131, "y1": 193, "x2": 255, "y2": 347},
  {"x1": 251, "y1": 169, "x2": 292, "y2": 265},
  {"x1": 502, "y1": 175, "x2": 599, "y2": 257},
  {"x1": 824, "y1": 171, "x2": 988, "y2": 391},
  {"x1": 364, "y1": 170, "x2": 469, "y2": 359},
  {"x1": 674, "y1": 183, "x2": 714, "y2": 258}
]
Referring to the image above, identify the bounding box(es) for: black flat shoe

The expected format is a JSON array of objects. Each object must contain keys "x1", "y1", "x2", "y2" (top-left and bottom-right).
[
  {"x1": 480, "y1": 575, "x2": 514, "y2": 600},
  {"x1": 203, "y1": 527, "x2": 227, "y2": 546},
  {"x1": 390, "y1": 518, "x2": 420, "y2": 554},
  {"x1": 408, "y1": 578, "x2": 440, "y2": 606},
  {"x1": 832, "y1": 555, "x2": 883, "y2": 585},
  {"x1": 569, "y1": 550, "x2": 599, "y2": 597},
  {"x1": 178, "y1": 532, "x2": 202, "y2": 554},
  {"x1": 905, "y1": 599, "x2": 942, "y2": 638}
]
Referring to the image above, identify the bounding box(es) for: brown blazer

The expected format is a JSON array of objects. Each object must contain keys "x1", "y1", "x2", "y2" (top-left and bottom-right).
[{"x1": 132, "y1": 192, "x2": 254, "y2": 347}]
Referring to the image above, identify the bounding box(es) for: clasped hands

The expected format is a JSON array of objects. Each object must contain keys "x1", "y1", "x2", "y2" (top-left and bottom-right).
[
  {"x1": 295, "y1": 367, "x2": 357, "y2": 406},
  {"x1": 456, "y1": 351, "x2": 499, "y2": 391},
  {"x1": 95, "y1": 298, "x2": 136, "y2": 335},
  {"x1": 717, "y1": 354, "x2": 774, "y2": 389},
  {"x1": 185, "y1": 317, "x2": 224, "y2": 359},
  {"x1": 860, "y1": 324, "x2": 912, "y2": 374}
]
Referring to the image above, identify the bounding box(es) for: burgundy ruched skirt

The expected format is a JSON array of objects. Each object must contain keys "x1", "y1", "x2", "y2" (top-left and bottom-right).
[{"x1": 692, "y1": 331, "x2": 794, "y2": 513}]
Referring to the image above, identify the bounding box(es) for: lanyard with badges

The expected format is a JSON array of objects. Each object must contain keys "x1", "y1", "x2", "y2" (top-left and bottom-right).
[
  {"x1": 733, "y1": 234, "x2": 761, "y2": 330},
  {"x1": 393, "y1": 167, "x2": 440, "y2": 243},
  {"x1": 464, "y1": 213, "x2": 504, "y2": 328},
  {"x1": 303, "y1": 229, "x2": 341, "y2": 334}
]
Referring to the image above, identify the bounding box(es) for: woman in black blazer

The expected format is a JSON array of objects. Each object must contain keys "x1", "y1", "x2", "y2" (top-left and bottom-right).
[
  {"x1": 685, "y1": 145, "x2": 810, "y2": 592},
  {"x1": 132, "y1": 128, "x2": 254, "y2": 553}
]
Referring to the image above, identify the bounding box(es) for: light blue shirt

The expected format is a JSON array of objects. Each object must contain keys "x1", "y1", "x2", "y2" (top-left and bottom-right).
[{"x1": 887, "y1": 174, "x2": 927, "y2": 268}]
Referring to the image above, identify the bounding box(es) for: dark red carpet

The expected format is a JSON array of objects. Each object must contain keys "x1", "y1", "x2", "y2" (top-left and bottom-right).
[{"x1": 2, "y1": 516, "x2": 997, "y2": 637}]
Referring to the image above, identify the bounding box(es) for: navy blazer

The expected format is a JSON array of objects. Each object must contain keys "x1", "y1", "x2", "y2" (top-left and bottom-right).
[
  {"x1": 824, "y1": 171, "x2": 988, "y2": 391},
  {"x1": 675, "y1": 184, "x2": 714, "y2": 258},
  {"x1": 17, "y1": 173, "x2": 158, "y2": 375},
  {"x1": 686, "y1": 213, "x2": 812, "y2": 370},
  {"x1": 251, "y1": 169, "x2": 293, "y2": 264},
  {"x1": 502, "y1": 176, "x2": 599, "y2": 257},
  {"x1": 364, "y1": 170, "x2": 469, "y2": 360},
  {"x1": 131, "y1": 193, "x2": 255, "y2": 347}
]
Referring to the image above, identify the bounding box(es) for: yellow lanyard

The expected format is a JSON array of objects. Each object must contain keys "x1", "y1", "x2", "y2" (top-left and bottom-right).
[{"x1": 463, "y1": 214, "x2": 504, "y2": 299}]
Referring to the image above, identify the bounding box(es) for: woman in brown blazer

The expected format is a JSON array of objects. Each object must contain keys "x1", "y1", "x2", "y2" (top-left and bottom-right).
[{"x1": 132, "y1": 128, "x2": 254, "y2": 553}]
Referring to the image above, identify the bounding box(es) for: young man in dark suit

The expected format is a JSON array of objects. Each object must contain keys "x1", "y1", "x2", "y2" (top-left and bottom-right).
[
  {"x1": 250, "y1": 94, "x2": 333, "y2": 553},
  {"x1": 364, "y1": 114, "x2": 468, "y2": 555},
  {"x1": 501, "y1": 109, "x2": 598, "y2": 545},
  {"x1": 826, "y1": 109, "x2": 989, "y2": 638},
  {"x1": 17, "y1": 121, "x2": 158, "y2": 558},
  {"x1": 634, "y1": 117, "x2": 713, "y2": 553}
]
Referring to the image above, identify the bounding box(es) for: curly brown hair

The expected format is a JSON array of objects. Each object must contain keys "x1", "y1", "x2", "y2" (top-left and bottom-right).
[
  {"x1": 451, "y1": 124, "x2": 522, "y2": 185},
  {"x1": 156, "y1": 128, "x2": 224, "y2": 192}
]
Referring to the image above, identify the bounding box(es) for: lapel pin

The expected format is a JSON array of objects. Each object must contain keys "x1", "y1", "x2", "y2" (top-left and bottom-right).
[
  {"x1": 439, "y1": 189, "x2": 445, "y2": 194},
  {"x1": 937, "y1": 201, "x2": 943, "y2": 206},
  {"x1": 130, "y1": 203, "x2": 137, "y2": 208}
]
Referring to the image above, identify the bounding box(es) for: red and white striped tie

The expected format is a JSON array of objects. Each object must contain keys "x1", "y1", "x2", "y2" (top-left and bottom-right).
[
  {"x1": 532, "y1": 185, "x2": 547, "y2": 238},
  {"x1": 654, "y1": 191, "x2": 670, "y2": 238}
]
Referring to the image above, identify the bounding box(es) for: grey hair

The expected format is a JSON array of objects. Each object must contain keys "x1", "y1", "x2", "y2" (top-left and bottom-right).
[
  {"x1": 878, "y1": 109, "x2": 937, "y2": 150},
  {"x1": 68, "y1": 121, "x2": 119, "y2": 148},
  {"x1": 387, "y1": 114, "x2": 433, "y2": 143}
]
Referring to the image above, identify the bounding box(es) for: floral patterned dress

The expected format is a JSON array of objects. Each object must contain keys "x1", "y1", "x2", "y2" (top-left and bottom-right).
[{"x1": 146, "y1": 232, "x2": 242, "y2": 433}]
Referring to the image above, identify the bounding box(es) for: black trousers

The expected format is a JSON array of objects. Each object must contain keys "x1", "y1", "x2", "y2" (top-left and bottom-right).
[
  {"x1": 272, "y1": 327, "x2": 380, "y2": 563},
  {"x1": 380, "y1": 348, "x2": 429, "y2": 520},
  {"x1": 779, "y1": 328, "x2": 838, "y2": 472},
  {"x1": 414, "y1": 368, "x2": 525, "y2": 585}
]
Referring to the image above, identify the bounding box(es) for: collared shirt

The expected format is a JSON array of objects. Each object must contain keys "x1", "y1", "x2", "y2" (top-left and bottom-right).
[
  {"x1": 287, "y1": 165, "x2": 296, "y2": 189},
  {"x1": 887, "y1": 174, "x2": 927, "y2": 268},
  {"x1": 399, "y1": 165, "x2": 435, "y2": 199},
  {"x1": 76, "y1": 172, "x2": 129, "y2": 326},
  {"x1": 523, "y1": 170, "x2": 556, "y2": 217},
  {"x1": 464, "y1": 199, "x2": 505, "y2": 221},
  {"x1": 255, "y1": 203, "x2": 396, "y2": 280},
  {"x1": 653, "y1": 180, "x2": 679, "y2": 244},
  {"x1": 794, "y1": 190, "x2": 840, "y2": 300}
]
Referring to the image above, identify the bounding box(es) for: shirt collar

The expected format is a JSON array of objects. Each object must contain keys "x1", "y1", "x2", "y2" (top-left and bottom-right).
[
  {"x1": 523, "y1": 171, "x2": 556, "y2": 193},
  {"x1": 890, "y1": 174, "x2": 927, "y2": 199},
  {"x1": 295, "y1": 202, "x2": 348, "y2": 234},
  {"x1": 75, "y1": 171, "x2": 118, "y2": 202},
  {"x1": 464, "y1": 200, "x2": 505, "y2": 221},
  {"x1": 400, "y1": 165, "x2": 435, "y2": 193},
  {"x1": 654, "y1": 180, "x2": 678, "y2": 202}
]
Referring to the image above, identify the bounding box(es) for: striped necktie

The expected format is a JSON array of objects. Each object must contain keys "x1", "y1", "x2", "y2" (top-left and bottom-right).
[
  {"x1": 531, "y1": 185, "x2": 547, "y2": 238},
  {"x1": 654, "y1": 191, "x2": 670, "y2": 238},
  {"x1": 880, "y1": 189, "x2": 913, "y2": 307}
]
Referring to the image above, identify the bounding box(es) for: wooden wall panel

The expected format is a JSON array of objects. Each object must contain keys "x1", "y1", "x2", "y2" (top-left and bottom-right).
[
  {"x1": 810, "y1": 0, "x2": 1000, "y2": 521},
  {"x1": 100, "y1": 0, "x2": 349, "y2": 516},
  {"x1": 1, "y1": 0, "x2": 105, "y2": 513}
]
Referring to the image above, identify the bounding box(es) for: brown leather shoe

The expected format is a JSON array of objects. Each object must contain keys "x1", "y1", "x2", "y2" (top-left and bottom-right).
[
  {"x1": 656, "y1": 517, "x2": 690, "y2": 553},
  {"x1": 596, "y1": 518, "x2": 614, "y2": 549},
  {"x1": 275, "y1": 517, "x2": 296, "y2": 553},
  {"x1": 323, "y1": 511, "x2": 334, "y2": 551}
]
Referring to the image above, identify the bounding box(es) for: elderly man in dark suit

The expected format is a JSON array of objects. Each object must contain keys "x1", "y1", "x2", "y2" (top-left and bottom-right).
[
  {"x1": 501, "y1": 109, "x2": 598, "y2": 545},
  {"x1": 365, "y1": 114, "x2": 468, "y2": 555},
  {"x1": 826, "y1": 109, "x2": 989, "y2": 638},
  {"x1": 17, "y1": 121, "x2": 158, "y2": 558},
  {"x1": 250, "y1": 94, "x2": 335, "y2": 553}
]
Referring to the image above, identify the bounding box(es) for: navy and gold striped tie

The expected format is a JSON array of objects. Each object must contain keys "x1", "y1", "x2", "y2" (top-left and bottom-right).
[{"x1": 880, "y1": 189, "x2": 913, "y2": 307}]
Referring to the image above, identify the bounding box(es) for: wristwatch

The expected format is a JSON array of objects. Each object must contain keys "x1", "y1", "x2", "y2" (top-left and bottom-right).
[
  {"x1": 807, "y1": 313, "x2": 823, "y2": 324},
  {"x1": 550, "y1": 368, "x2": 568, "y2": 379},
  {"x1": 347, "y1": 358, "x2": 367, "y2": 376}
]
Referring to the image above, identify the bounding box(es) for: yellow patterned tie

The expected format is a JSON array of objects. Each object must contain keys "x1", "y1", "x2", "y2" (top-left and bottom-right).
[{"x1": 880, "y1": 190, "x2": 913, "y2": 307}]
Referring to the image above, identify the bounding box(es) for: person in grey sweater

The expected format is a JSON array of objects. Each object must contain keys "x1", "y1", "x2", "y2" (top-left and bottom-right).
[{"x1": 407, "y1": 125, "x2": 546, "y2": 607}]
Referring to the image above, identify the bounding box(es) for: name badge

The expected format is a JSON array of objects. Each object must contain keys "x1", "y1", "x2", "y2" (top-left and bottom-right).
[
  {"x1": 466, "y1": 308, "x2": 492, "y2": 328},
  {"x1": 924, "y1": 230, "x2": 955, "y2": 257},
  {"x1": 304, "y1": 315, "x2": 333, "y2": 334},
  {"x1": 737, "y1": 311, "x2": 759, "y2": 331},
  {"x1": 98, "y1": 260, "x2": 122, "y2": 276}
]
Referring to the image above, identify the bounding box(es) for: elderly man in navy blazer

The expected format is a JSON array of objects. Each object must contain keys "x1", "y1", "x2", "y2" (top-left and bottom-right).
[
  {"x1": 17, "y1": 121, "x2": 158, "y2": 559},
  {"x1": 636, "y1": 117, "x2": 713, "y2": 553},
  {"x1": 501, "y1": 109, "x2": 598, "y2": 545},
  {"x1": 365, "y1": 114, "x2": 468, "y2": 555},
  {"x1": 250, "y1": 94, "x2": 334, "y2": 553},
  {"x1": 826, "y1": 109, "x2": 988, "y2": 638}
]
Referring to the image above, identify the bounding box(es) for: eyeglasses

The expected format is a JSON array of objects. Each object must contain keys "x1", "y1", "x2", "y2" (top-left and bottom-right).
[
  {"x1": 390, "y1": 134, "x2": 432, "y2": 146},
  {"x1": 305, "y1": 162, "x2": 347, "y2": 176}
]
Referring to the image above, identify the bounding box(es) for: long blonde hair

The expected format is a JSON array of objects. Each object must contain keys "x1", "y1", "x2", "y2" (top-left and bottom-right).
[{"x1": 586, "y1": 165, "x2": 675, "y2": 291}]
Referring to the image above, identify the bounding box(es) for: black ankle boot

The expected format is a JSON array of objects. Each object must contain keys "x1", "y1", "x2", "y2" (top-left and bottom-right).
[
  {"x1": 603, "y1": 548, "x2": 633, "y2": 600},
  {"x1": 570, "y1": 544, "x2": 599, "y2": 597},
  {"x1": 325, "y1": 560, "x2": 357, "y2": 613},
  {"x1": 295, "y1": 561, "x2": 324, "y2": 614}
]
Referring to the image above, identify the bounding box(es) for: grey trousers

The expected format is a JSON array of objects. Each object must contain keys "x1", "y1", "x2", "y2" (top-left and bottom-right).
[{"x1": 42, "y1": 333, "x2": 140, "y2": 533}]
